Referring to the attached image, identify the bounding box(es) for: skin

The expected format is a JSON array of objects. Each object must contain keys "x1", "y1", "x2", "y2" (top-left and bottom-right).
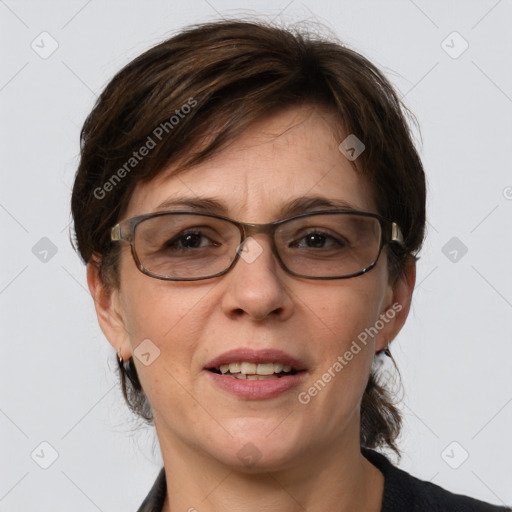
[{"x1": 88, "y1": 104, "x2": 415, "y2": 511}]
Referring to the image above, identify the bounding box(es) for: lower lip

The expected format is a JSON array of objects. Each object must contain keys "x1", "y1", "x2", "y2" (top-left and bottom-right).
[{"x1": 204, "y1": 370, "x2": 306, "y2": 400}]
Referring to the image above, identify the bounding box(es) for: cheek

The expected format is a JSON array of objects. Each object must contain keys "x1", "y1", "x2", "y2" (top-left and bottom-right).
[
  {"x1": 307, "y1": 277, "x2": 384, "y2": 347},
  {"x1": 118, "y1": 272, "x2": 213, "y2": 399},
  {"x1": 299, "y1": 278, "x2": 385, "y2": 409},
  {"x1": 119, "y1": 281, "x2": 207, "y2": 414},
  {"x1": 119, "y1": 251, "x2": 209, "y2": 341}
]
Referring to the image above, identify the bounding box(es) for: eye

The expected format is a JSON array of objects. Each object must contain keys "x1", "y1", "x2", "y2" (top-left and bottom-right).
[
  {"x1": 290, "y1": 230, "x2": 347, "y2": 249},
  {"x1": 163, "y1": 230, "x2": 218, "y2": 250}
]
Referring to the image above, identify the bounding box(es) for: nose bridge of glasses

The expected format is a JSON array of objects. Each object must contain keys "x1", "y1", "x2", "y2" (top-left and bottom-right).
[
  {"x1": 235, "y1": 221, "x2": 281, "y2": 265},
  {"x1": 240, "y1": 221, "x2": 275, "y2": 239},
  {"x1": 238, "y1": 221, "x2": 283, "y2": 256}
]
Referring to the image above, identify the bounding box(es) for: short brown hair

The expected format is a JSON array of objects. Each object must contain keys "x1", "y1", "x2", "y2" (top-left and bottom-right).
[{"x1": 71, "y1": 19, "x2": 426, "y2": 457}]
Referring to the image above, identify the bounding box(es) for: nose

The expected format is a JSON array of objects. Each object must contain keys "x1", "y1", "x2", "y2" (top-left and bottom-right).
[{"x1": 220, "y1": 235, "x2": 294, "y2": 322}]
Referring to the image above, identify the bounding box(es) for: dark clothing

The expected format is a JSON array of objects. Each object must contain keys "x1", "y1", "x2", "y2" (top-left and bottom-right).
[
  {"x1": 362, "y1": 449, "x2": 509, "y2": 511},
  {"x1": 137, "y1": 448, "x2": 510, "y2": 511}
]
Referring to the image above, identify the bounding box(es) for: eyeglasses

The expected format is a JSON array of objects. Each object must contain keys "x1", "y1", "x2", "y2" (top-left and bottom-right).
[{"x1": 110, "y1": 210, "x2": 404, "y2": 281}]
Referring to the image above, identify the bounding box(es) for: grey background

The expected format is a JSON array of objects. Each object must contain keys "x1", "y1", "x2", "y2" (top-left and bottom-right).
[{"x1": 1, "y1": 0, "x2": 511, "y2": 510}]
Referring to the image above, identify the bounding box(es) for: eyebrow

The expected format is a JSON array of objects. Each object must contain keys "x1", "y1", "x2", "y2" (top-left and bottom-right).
[{"x1": 153, "y1": 195, "x2": 363, "y2": 218}]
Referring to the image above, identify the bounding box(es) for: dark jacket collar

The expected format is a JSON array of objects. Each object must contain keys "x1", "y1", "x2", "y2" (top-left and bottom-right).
[{"x1": 136, "y1": 467, "x2": 166, "y2": 512}]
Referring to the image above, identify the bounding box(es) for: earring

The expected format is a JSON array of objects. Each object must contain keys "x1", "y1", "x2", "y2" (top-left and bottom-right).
[
  {"x1": 118, "y1": 349, "x2": 133, "y2": 374},
  {"x1": 384, "y1": 342, "x2": 392, "y2": 358}
]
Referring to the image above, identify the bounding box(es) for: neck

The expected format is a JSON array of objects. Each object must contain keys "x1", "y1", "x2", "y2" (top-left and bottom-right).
[{"x1": 156, "y1": 419, "x2": 384, "y2": 512}]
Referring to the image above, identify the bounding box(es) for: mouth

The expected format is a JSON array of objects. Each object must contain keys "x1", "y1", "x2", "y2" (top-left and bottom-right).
[
  {"x1": 207, "y1": 361, "x2": 299, "y2": 380},
  {"x1": 204, "y1": 348, "x2": 306, "y2": 399}
]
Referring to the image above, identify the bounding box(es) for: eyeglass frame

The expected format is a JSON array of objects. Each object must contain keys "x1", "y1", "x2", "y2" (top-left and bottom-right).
[{"x1": 110, "y1": 209, "x2": 405, "y2": 281}]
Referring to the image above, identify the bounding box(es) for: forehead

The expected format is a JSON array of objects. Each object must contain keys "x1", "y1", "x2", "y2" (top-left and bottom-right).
[{"x1": 125, "y1": 105, "x2": 375, "y2": 221}]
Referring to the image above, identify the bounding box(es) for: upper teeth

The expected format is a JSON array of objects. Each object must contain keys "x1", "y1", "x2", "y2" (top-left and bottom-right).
[{"x1": 219, "y1": 362, "x2": 292, "y2": 375}]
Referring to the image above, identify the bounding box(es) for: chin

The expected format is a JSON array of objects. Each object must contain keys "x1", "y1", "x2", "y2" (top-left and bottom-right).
[
  {"x1": 220, "y1": 446, "x2": 302, "y2": 474},
  {"x1": 207, "y1": 424, "x2": 307, "y2": 472}
]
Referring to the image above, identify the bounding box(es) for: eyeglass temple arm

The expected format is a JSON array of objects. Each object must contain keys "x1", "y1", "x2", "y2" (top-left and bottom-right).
[
  {"x1": 111, "y1": 224, "x2": 121, "y2": 241},
  {"x1": 391, "y1": 222, "x2": 404, "y2": 245}
]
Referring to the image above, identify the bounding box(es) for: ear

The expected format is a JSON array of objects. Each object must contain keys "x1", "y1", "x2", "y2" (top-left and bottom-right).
[
  {"x1": 86, "y1": 258, "x2": 132, "y2": 360},
  {"x1": 374, "y1": 257, "x2": 416, "y2": 353}
]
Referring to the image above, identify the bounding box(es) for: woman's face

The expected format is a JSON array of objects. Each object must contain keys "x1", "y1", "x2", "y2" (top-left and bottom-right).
[{"x1": 91, "y1": 105, "x2": 413, "y2": 471}]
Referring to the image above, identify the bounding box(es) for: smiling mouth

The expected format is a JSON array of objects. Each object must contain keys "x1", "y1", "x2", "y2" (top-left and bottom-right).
[{"x1": 207, "y1": 362, "x2": 299, "y2": 380}]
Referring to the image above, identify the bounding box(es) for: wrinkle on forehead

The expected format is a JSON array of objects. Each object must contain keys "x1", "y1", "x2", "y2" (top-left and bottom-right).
[{"x1": 125, "y1": 105, "x2": 371, "y2": 222}]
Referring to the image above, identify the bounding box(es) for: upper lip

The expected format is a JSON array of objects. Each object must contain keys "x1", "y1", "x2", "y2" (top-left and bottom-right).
[{"x1": 205, "y1": 348, "x2": 306, "y2": 371}]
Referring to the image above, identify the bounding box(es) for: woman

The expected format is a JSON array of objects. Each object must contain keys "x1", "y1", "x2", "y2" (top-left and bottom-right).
[{"x1": 71, "y1": 19, "x2": 509, "y2": 512}]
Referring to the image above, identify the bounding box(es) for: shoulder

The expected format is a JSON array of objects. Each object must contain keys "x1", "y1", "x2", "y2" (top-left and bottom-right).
[{"x1": 362, "y1": 448, "x2": 510, "y2": 512}]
